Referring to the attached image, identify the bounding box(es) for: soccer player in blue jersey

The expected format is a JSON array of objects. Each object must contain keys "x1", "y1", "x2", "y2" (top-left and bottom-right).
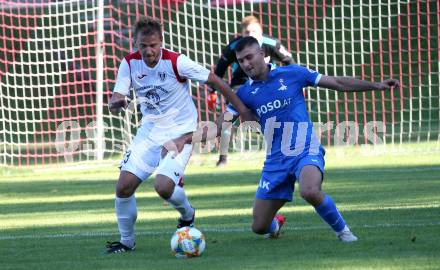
[
  {"x1": 229, "y1": 36, "x2": 400, "y2": 241},
  {"x1": 166, "y1": 36, "x2": 399, "y2": 242}
]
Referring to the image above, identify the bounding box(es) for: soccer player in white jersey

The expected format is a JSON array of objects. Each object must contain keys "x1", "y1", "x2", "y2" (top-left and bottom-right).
[
  {"x1": 105, "y1": 16, "x2": 252, "y2": 254},
  {"x1": 166, "y1": 36, "x2": 399, "y2": 243}
]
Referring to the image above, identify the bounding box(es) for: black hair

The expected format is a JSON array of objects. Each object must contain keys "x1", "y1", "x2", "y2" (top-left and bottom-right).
[{"x1": 235, "y1": 36, "x2": 260, "y2": 53}]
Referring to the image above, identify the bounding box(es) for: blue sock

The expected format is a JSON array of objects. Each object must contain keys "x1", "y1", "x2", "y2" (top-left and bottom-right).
[
  {"x1": 266, "y1": 218, "x2": 278, "y2": 234},
  {"x1": 314, "y1": 195, "x2": 346, "y2": 232}
]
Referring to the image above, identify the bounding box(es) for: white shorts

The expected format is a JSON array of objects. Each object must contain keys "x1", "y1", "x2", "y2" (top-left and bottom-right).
[{"x1": 119, "y1": 125, "x2": 193, "y2": 184}]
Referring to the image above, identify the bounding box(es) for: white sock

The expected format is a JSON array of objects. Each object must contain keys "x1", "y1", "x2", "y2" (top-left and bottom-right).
[
  {"x1": 115, "y1": 195, "x2": 137, "y2": 248},
  {"x1": 167, "y1": 185, "x2": 194, "y2": 221},
  {"x1": 336, "y1": 225, "x2": 350, "y2": 235}
]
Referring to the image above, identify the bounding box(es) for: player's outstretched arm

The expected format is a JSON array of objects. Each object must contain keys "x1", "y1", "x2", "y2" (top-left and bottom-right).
[
  {"x1": 205, "y1": 72, "x2": 254, "y2": 122},
  {"x1": 108, "y1": 92, "x2": 129, "y2": 115},
  {"x1": 317, "y1": 75, "x2": 400, "y2": 92}
]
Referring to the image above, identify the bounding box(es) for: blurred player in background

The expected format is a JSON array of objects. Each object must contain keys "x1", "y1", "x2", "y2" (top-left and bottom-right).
[
  {"x1": 209, "y1": 15, "x2": 294, "y2": 166},
  {"x1": 167, "y1": 36, "x2": 399, "y2": 242},
  {"x1": 105, "y1": 16, "x2": 251, "y2": 254}
]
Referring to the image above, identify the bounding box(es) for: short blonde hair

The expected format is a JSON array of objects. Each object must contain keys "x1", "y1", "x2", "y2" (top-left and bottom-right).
[
  {"x1": 241, "y1": 15, "x2": 260, "y2": 29},
  {"x1": 134, "y1": 16, "x2": 162, "y2": 38}
]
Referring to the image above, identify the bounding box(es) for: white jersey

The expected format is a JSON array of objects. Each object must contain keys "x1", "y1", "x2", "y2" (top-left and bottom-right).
[{"x1": 113, "y1": 48, "x2": 210, "y2": 142}]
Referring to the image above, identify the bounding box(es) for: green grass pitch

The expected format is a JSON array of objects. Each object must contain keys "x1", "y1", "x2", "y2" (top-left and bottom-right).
[{"x1": 1, "y1": 144, "x2": 439, "y2": 270}]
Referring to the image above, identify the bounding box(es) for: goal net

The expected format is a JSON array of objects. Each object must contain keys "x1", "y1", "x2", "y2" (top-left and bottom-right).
[{"x1": 0, "y1": 0, "x2": 438, "y2": 166}]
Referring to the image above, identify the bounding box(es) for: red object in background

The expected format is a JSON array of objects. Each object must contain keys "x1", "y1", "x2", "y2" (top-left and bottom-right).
[
  {"x1": 207, "y1": 92, "x2": 218, "y2": 111},
  {"x1": 209, "y1": 0, "x2": 268, "y2": 6},
  {"x1": 160, "y1": 0, "x2": 187, "y2": 3}
]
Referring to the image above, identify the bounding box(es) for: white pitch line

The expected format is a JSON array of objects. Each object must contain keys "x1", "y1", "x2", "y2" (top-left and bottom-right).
[
  {"x1": 329, "y1": 166, "x2": 440, "y2": 173},
  {"x1": 1, "y1": 222, "x2": 439, "y2": 241}
]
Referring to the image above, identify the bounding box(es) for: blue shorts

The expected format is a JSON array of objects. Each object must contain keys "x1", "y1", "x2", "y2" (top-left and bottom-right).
[{"x1": 256, "y1": 154, "x2": 325, "y2": 201}]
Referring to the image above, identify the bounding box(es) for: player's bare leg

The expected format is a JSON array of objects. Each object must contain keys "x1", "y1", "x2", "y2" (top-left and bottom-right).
[
  {"x1": 155, "y1": 174, "x2": 195, "y2": 228},
  {"x1": 116, "y1": 171, "x2": 142, "y2": 198},
  {"x1": 154, "y1": 174, "x2": 176, "y2": 199},
  {"x1": 252, "y1": 199, "x2": 286, "y2": 238},
  {"x1": 298, "y1": 165, "x2": 324, "y2": 206},
  {"x1": 299, "y1": 165, "x2": 357, "y2": 242}
]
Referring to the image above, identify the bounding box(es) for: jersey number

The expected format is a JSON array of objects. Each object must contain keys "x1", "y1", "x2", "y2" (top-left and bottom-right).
[{"x1": 123, "y1": 150, "x2": 132, "y2": 164}]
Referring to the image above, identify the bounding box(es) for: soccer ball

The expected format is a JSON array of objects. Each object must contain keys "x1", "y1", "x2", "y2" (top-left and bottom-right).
[{"x1": 170, "y1": 226, "x2": 206, "y2": 258}]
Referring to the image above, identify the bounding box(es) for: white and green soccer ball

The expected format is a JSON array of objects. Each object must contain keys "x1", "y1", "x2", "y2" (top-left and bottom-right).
[{"x1": 170, "y1": 226, "x2": 206, "y2": 258}]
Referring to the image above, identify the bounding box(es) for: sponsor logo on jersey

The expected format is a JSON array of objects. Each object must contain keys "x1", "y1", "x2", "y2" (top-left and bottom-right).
[
  {"x1": 251, "y1": 87, "x2": 259, "y2": 95},
  {"x1": 136, "y1": 85, "x2": 170, "y2": 94},
  {"x1": 137, "y1": 74, "x2": 147, "y2": 79},
  {"x1": 256, "y1": 98, "x2": 292, "y2": 116},
  {"x1": 258, "y1": 179, "x2": 270, "y2": 191},
  {"x1": 158, "y1": 72, "x2": 166, "y2": 81},
  {"x1": 144, "y1": 89, "x2": 161, "y2": 110}
]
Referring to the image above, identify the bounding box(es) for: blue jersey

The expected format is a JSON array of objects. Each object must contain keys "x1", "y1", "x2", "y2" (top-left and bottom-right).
[{"x1": 228, "y1": 64, "x2": 324, "y2": 170}]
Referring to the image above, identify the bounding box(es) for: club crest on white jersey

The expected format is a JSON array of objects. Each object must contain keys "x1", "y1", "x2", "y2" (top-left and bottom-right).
[{"x1": 113, "y1": 48, "x2": 211, "y2": 136}]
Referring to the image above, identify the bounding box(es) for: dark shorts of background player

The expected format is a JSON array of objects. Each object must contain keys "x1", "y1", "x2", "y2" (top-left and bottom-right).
[{"x1": 255, "y1": 153, "x2": 325, "y2": 202}]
